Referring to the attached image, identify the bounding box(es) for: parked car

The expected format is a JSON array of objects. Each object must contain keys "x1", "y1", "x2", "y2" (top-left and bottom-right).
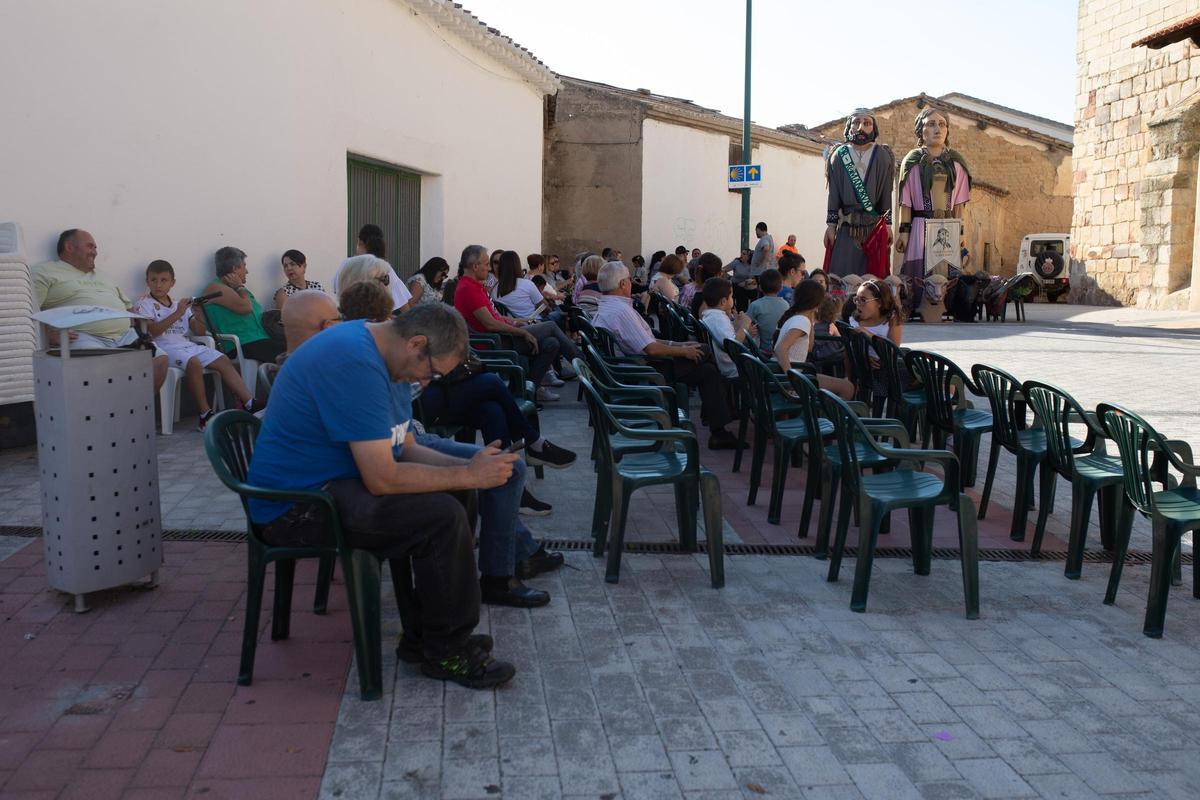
[{"x1": 1017, "y1": 234, "x2": 1070, "y2": 303}]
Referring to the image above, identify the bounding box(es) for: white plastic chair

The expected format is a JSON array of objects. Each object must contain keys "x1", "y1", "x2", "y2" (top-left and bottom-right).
[
  {"x1": 158, "y1": 335, "x2": 225, "y2": 435},
  {"x1": 211, "y1": 332, "x2": 259, "y2": 398}
]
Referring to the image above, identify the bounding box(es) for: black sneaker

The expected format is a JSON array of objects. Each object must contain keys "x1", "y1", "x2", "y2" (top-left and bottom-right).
[
  {"x1": 527, "y1": 440, "x2": 576, "y2": 469},
  {"x1": 519, "y1": 489, "x2": 553, "y2": 517},
  {"x1": 480, "y1": 576, "x2": 551, "y2": 608},
  {"x1": 197, "y1": 410, "x2": 216, "y2": 431},
  {"x1": 396, "y1": 633, "x2": 494, "y2": 665},
  {"x1": 515, "y1": 544, "x2": 565, "y2": 580},
  {"x1": 421, "y1": 648, "x2": 516, "y2": 689}
]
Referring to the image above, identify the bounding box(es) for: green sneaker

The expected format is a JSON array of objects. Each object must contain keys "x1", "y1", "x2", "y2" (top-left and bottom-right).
[{"x1": 421, "y1": 647, "x2": 515, "y2": 689}]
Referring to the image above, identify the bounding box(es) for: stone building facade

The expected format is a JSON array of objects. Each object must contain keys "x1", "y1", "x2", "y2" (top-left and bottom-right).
[
  {"x1": 543, "y1": 77, "x2": 829, "y2": 264},
  {"x1": 797, "y1": 95, "x2": 1073, "y2": 277},
  {"x1": 1073, "y1": 3, "x2": 1200, "y2": 308}
]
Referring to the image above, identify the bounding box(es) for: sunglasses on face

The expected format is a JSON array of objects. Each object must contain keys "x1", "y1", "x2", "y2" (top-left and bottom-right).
[{"x1": 376, "y1": 274, "x2": 390, "y2": 286}]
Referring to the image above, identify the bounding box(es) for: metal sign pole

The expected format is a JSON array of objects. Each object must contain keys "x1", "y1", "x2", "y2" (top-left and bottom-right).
[{"x1": 740, "y1": 0, "x2": 752, "y2": 253}]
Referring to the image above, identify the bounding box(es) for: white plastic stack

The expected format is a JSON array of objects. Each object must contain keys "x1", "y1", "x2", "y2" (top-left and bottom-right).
[{"x1": 0, "y1": 222, "x2": 36, "y2": 405}]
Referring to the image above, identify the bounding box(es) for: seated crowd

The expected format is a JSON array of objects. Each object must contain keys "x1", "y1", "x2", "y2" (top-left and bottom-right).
[{"x1": 32, "y1": 221, "x2": 900, "y2": 692}]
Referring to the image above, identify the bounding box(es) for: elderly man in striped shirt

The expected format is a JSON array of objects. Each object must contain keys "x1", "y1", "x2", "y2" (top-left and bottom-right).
[{"x1": 591, "y1": 261, "x2": 739, "y2": 450}]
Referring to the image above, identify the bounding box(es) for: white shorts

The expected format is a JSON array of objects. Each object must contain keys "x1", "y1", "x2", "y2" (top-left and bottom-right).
[{"x1": 158, "y1": 341, "x2": 223, "y2": 370}]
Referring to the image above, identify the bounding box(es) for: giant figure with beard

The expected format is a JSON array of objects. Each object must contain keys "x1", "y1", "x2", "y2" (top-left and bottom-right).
[
  {"x1": 895, "y1": 105, "x2": 972, "y2": 312},
  {"x1": 824, "y1": 109, "x2": 895, "y2": 277}
]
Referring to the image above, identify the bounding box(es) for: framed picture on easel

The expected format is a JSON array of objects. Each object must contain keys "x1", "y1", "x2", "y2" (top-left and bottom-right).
[{"x1": 924, "y1": 218, "x2": 962, "y2": 275}]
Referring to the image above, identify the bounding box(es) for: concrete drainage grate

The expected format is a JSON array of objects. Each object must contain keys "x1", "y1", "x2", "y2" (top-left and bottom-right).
[{"x1": 0, "y1": 526, "x2": 1185, "y2": 565}]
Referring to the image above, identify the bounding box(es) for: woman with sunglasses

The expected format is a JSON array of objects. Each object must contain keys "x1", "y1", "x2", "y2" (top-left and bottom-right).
[{"x1": 849, "y1": 278, "x2": 903, "y2": 346}]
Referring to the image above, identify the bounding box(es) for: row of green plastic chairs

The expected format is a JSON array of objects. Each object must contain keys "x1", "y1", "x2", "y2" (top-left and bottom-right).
[{"x1": 580, "y1": 321, "x2": 1199, "y2": 639}]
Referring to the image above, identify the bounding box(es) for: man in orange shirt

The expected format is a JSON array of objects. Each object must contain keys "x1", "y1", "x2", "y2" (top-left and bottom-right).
[{"x1": 777, "y1": 233, "x2": 799, "y2": 260}]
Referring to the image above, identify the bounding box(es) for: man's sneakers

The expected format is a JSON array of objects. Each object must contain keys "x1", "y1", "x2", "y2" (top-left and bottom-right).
[
  {"x1": 536, "y1": 387, "x2": 561, "y2": 402},
  {"x1": 519, "y1": 488, "x2": 553, "y2": 516},
  {"x1": 480, "y1": 576, "x2": 550, "y2": 608},
  {"x1": 541, "y1": 369, "x2": 565, "y2": 388},
  {"x1": 527, "y1": 440, "x2": 576, "y2": 469},
  {"x1": 397, "y1": 633, "x2": 493, "y2": 664},
  {"x1": 197, "y1": 410, "x2": 216, "y2": 431},
  {"x1": 557, "y1": 362, "x2": 578, "y2": 380},
  {"x1": 515, "y1": 543, "x2": 565, "y2": 580},
  {"x1": 421, "y1": 646, "x2": 516, "y2": 690}
]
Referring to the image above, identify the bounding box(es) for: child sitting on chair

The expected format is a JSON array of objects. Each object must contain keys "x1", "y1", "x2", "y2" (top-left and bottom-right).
[
  {"x1": 134, "y1": 259, "x2": 259, "y2": 430},
  {"x1": 700, "y1": 277, "x2": 758, "y2": 379}
]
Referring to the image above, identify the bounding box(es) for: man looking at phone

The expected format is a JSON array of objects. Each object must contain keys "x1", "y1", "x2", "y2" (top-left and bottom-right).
[
  {"x1": 248, "y1": 304, "x2": 526, "y2": 688},
  {"x1": 32, "y1": 228, "x2": 169, "y2": 391},
  {"x1": 274, "y1": 296, "x2": 564, "y2": 608}
]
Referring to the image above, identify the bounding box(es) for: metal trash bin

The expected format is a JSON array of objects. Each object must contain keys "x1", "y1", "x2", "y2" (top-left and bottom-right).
[{"x1": 32, "y1": 306, "x2": 163, "y2": 612}]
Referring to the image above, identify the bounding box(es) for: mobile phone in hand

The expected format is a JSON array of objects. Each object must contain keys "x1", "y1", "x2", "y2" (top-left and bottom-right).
[{"x1": 504, "y1": 438, "x2": 527, "y2": 453}]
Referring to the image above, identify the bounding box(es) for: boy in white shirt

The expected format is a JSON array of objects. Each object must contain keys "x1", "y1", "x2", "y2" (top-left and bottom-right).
[
  {"x1": 134, "y1": 260, "x2": 260, "y2": 430},
  {"x1": 699, "y1": 278, "x2": 758, "y2": 379}
]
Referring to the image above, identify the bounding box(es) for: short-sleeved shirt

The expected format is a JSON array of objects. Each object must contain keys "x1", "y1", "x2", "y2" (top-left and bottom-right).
[
  {"x1": 279, "y1": 280, "x2": 324, "y2": 299},
  {"x1": 746, "y1": 295, "x2": 790, "y2": 352},
  {"x1": 203, "y1": 287, "x2": 270, "y2": 350},
  {"x1": 454, "y1": 274, "x2": 502, "y2": 333},
  {"x1": 494, "y1": 278, "x2": 545, "y2": 318},
  {"x1": 700, "y1": 309, "x2": 739, "y2": 379},
  {"x1": 247, "y1": 321, "x2": 402, "y2": 523},
  {"x1": 751, "y1": 233, "x2": 776, "y2": 272},
  {"x1": 406, "y1": 273, "x2": 443, "y2": 306},
  {"x1": 592, "y1": 295, "x2": 654, "y2": 356},
  {"x1": 776, "y1": 314, "x2": 813, "y2": 364},
  {"x1": 32, "y1": 260, "x2": 133, "y2": 340}
]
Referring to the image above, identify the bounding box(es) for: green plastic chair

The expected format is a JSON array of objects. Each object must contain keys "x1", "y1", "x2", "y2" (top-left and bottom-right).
[
  {"x1": 1024, "y1": 381, "x2": 1131, "y2": 590},
  {"x1": 786, "y1": 370, "x2": 896, "y2": 555},
  {"x1": 820, "y1": 391, "x2": 980, "y2": 618},
  {"x1": 833, "y1": 321, "x2": 877, "y2": 408},
  {"x1": 204, "y1": 410, "x2": 383, "y2": 700},
  {"x1": 1099, "y1": 403, "x2": 1199, "y2": 636},
  {"x1": 576, "y1": 362, "x2": 724, "y2": 588},
  {"x1": 741, "y1": 354, "x2": 832, "y2": 525},
  {"x1": 720, "y1": 338, "x2": 756, "y2": 472},
  {"x1": 905, "y1": 350, "x2": 993, "y2": 489},
  {"x1": 575, "y1": 359, "x2": 683, "y2": 471},
  {"x1": 873, "y1": 336, "x2": 928, "y2": 449},
  {"x1": 971, "y1": 364, "x2": 1051, "y2": 541}
]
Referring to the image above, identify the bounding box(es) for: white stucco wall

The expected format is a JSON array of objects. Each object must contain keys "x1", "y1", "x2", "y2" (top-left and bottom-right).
[
  {"x1": 640, "y1": 119, "x2": 826, "y2": 262},
  {"x1": 0, "y1": 0, "x2": 546, "y2": 302}
]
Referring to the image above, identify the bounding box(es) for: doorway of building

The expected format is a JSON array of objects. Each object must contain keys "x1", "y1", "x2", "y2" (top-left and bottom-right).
[{"x1": 347, "y1": 155, "x2": 420, "y2": 278}]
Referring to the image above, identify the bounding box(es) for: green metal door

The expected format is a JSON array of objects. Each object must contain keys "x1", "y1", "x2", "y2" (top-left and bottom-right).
[{"x1": 347, "y1": 156, "x2": 421, "y2": 278}]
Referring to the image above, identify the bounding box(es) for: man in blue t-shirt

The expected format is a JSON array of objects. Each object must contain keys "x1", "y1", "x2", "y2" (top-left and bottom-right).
[{"x1": 248, "y1": 304, "x2": 517, "y2": 689}]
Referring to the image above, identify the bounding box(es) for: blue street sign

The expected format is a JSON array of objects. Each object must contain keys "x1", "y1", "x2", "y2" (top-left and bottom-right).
[{"x1": 728, "y1": 164, "x2": 762, "y2": 189}]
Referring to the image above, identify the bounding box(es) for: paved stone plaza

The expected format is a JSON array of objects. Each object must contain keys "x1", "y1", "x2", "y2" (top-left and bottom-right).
[{"x1": 2, "y1": 305, "x2": 1200, "y2": 799}]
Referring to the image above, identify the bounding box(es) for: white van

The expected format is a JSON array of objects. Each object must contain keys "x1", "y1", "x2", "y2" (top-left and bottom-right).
[{"x1": 1016, "y1": 234, "x2": 1070, "y2": 303}]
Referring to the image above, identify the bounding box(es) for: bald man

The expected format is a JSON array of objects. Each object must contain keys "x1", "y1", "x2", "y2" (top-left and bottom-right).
[{"x1": 281, "y1": 289, "x2": 340, "y2": 355}]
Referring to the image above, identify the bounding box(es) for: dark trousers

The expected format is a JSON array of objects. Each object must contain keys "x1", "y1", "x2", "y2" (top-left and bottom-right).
[
  {"x1": 262, "y1": 479, "x2": 480, "y2": 659},
  {"x1": 662, "y1": 358, "x2": 731, "y2": 432},
  {"x1": 241, "y1": 337, "x2": 287, "y2": 364},
  {"x1": 419, "y1": 373, "x2": 538, "y2": 447},
  {"x1": 732, "y1": 285, "x2": 760, "y2": 313},
  {"x1": 513, "y1": 331, "x2": 559, "y2": 386}
]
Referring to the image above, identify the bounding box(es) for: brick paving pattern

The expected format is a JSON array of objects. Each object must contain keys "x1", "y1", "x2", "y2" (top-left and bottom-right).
[{"x1": 2, "y1": 305, "x2": 1200, "y2": 798}]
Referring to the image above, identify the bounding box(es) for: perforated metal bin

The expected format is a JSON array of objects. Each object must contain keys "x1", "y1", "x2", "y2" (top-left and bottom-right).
[{"x1": 33, "y1": 345, "x2": 162, "y2": 611}]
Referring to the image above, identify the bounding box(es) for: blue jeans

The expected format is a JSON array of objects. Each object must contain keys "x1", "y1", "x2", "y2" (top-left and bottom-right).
[
  {"x1": 418, "y1": 373, "x2": 537, "y2": 448},
  {"x1": 416, "y1": 434, "x2": 539, "y2": 576}
]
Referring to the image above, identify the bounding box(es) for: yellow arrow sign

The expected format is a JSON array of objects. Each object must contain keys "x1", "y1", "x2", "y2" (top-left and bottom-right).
[{"x1": 747, "y1": 167, "x2": 759, "y2": 179}]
